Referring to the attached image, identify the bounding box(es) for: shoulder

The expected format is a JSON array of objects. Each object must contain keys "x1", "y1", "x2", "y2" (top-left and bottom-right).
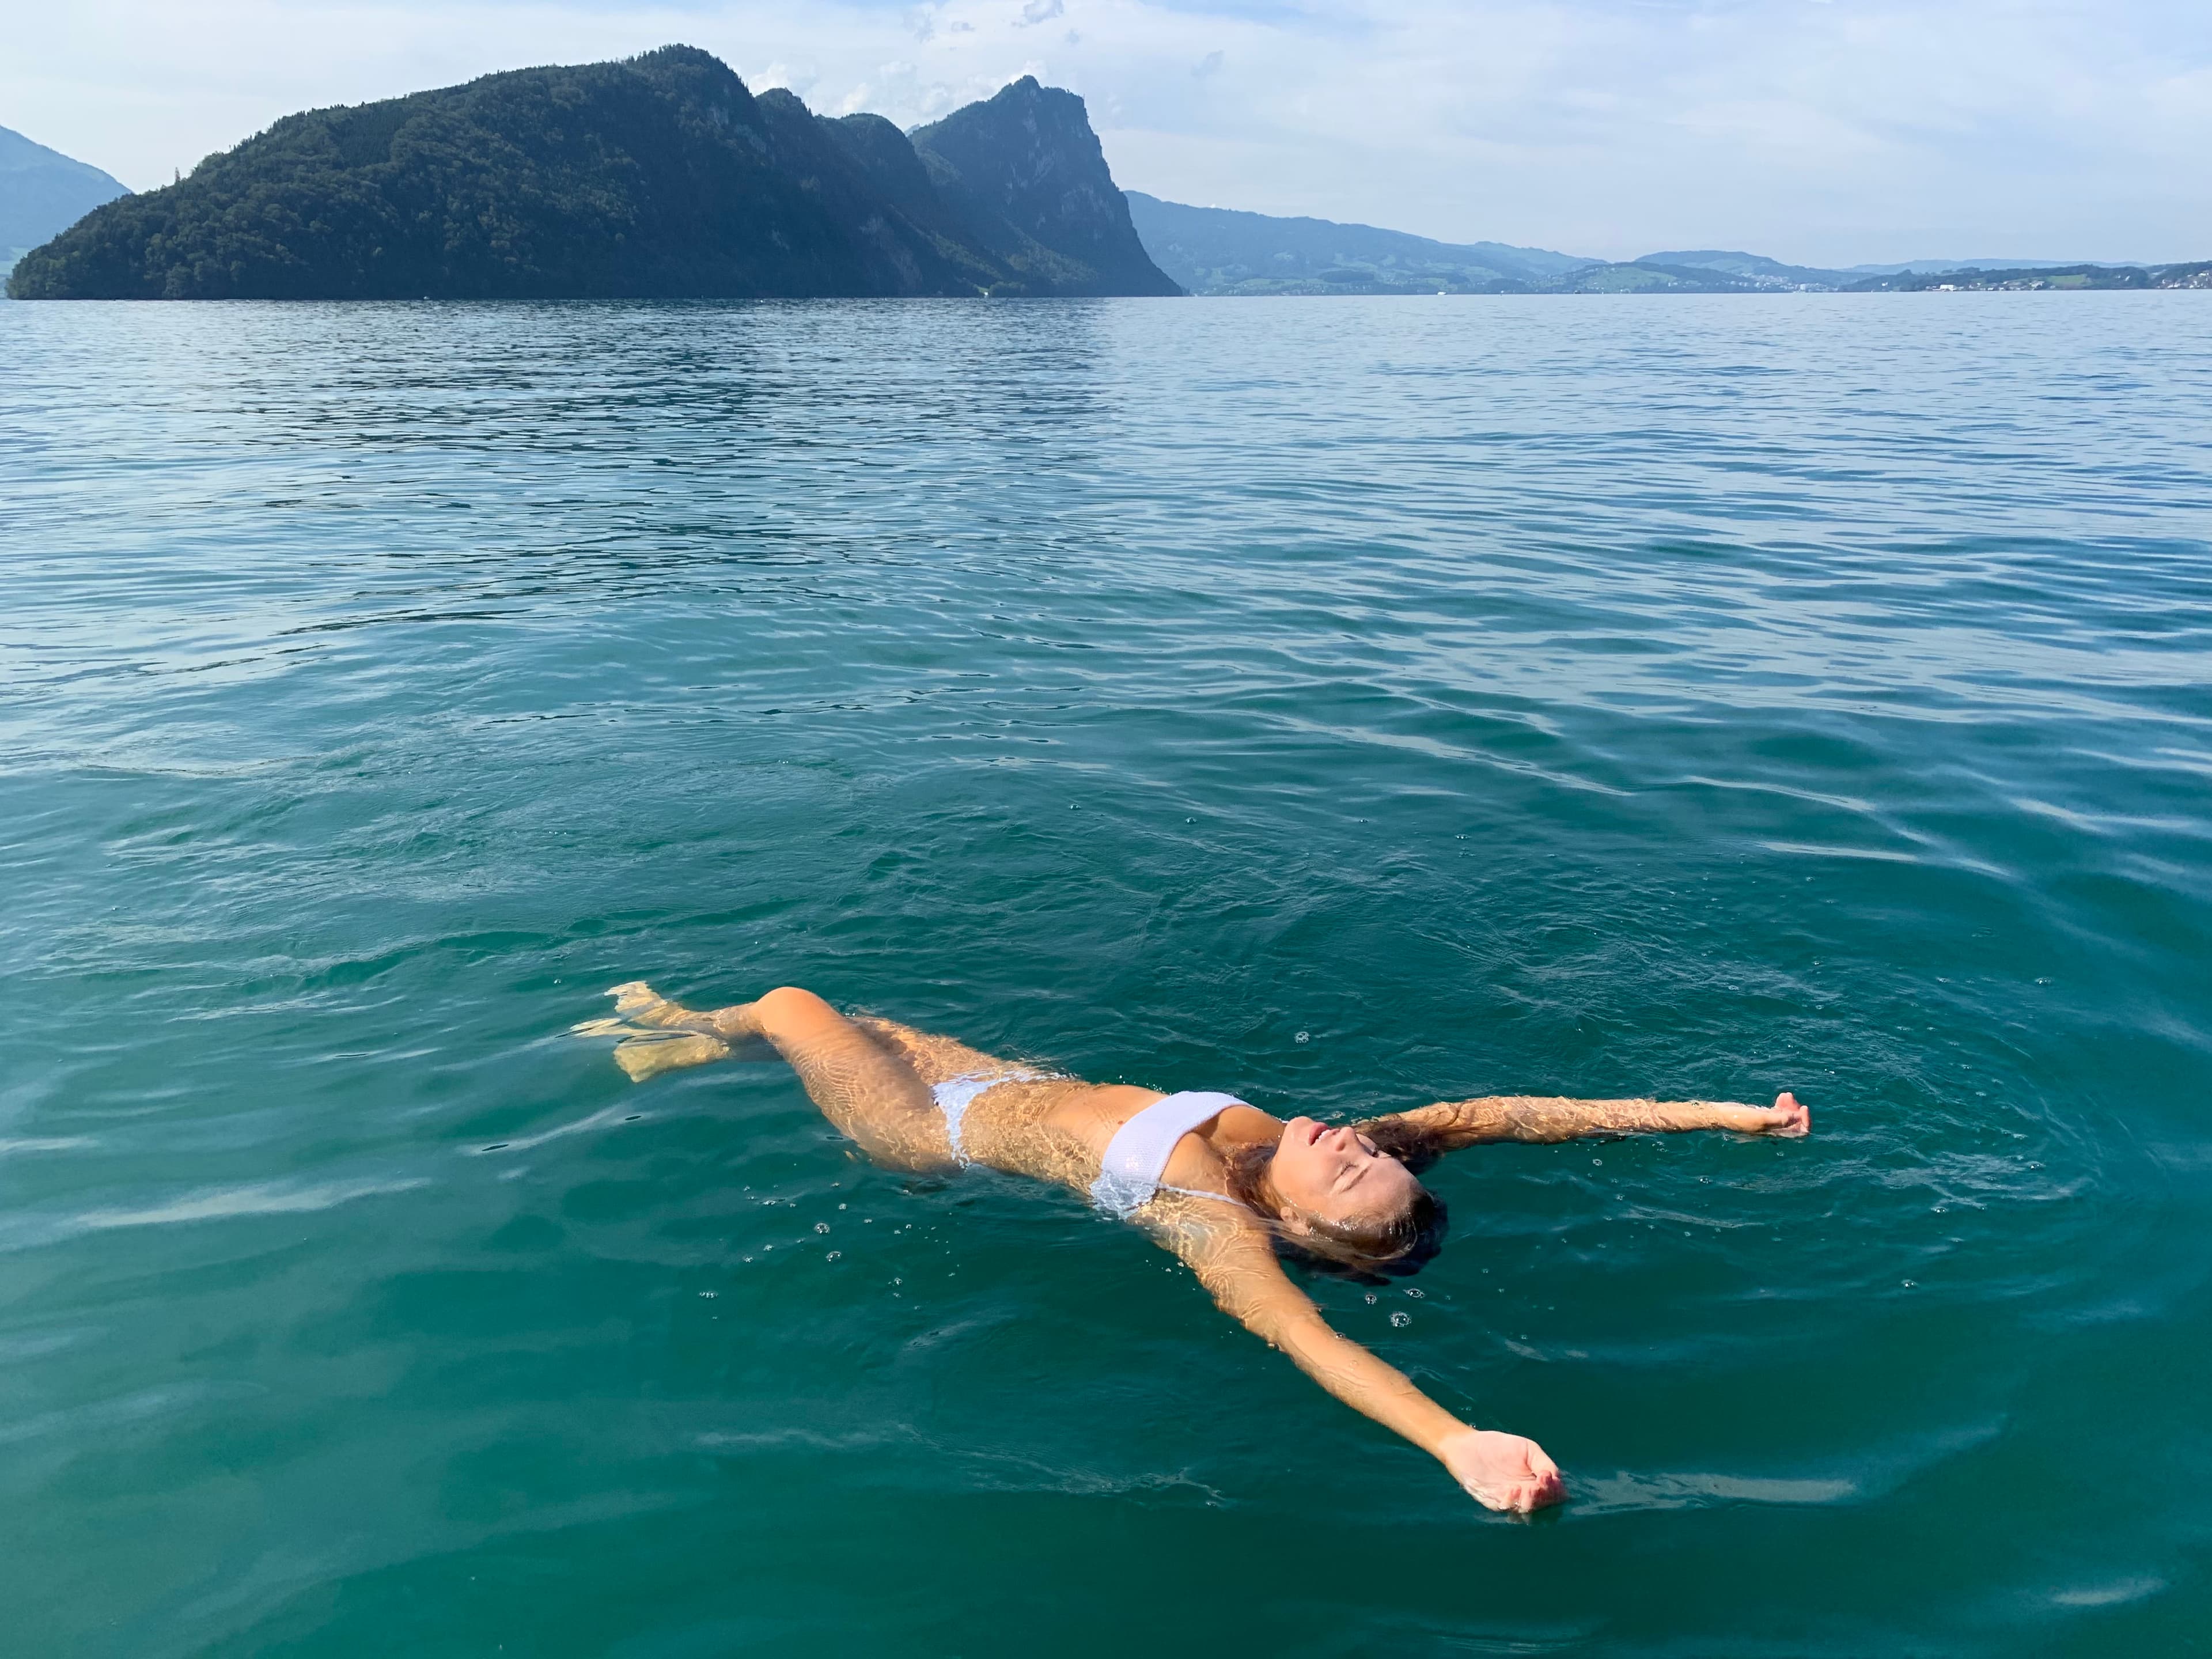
[
  {"x1": 1141, "y1": 1198, "x2": 1312, "y2": 1324},
  {"x1": 1214, "y1": 1102, "x2": 1283, "y2": 1141},
  {"x1": 1138, "y1": 1188, "x2": 1270, "y2": 1263}
]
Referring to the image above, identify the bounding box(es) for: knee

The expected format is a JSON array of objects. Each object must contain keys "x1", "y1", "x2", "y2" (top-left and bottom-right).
[{"x1": 754, "y1": 985, "x2": 831, "y2": 1025}]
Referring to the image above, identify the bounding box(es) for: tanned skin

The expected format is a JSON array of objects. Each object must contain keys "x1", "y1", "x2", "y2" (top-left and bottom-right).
[{"x1": 576, "y1": 982, "x2": 1809, "y2": 1514}]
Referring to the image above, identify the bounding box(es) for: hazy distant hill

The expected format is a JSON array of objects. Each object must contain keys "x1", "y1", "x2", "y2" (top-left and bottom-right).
[
  {"x1": 1844, "y1": 257, "x2": 2148, "y2": 275},
  {"x1": 1636, "y1": 249, "x2": 1856, "y2": 289},
  {"x1": 1547, "y1": 261, "x2": 1778, "y2": 294},
  {"x1": 1125, "y1": 198, "x2": 2206, "y2": 296},
  {"x1": 9, "y1": 49, "x2": 1175, "y2": 300},
  {"x1": 1126, "y1": 192, "x2": 1588, "y2": 294},
  {"x1": 1844, "y1": 262, "x2": 2212, "y2": 292},
  {"x1": 1122, "y1": 201, "x2": 1881, "y2": 295},
  {"x1": 1, "y1": 126, "x2": 127, "y2": 268}
]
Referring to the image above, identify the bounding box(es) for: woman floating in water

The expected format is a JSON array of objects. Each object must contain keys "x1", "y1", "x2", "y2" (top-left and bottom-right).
[{"x1": 576, "y1": 983, "x2": 1809, "y2": 1514}]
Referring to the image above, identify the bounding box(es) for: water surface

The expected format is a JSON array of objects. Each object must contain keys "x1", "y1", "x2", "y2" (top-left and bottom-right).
[{"x1": 3, "y1": 295, "x2": 2210, "y2": 1656}]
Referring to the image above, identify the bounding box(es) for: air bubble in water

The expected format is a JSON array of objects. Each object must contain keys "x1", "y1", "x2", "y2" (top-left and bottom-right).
[
  {"x1": 1390, "y1": 1312, "x2": 1411, "y2": 1328},
  {"x1": 1295, "y1": 1031, "x2": 1309, "y2": 1044},
  {"x1": 825, "y1": 1251, "x2": 841, "y2": 1262},
  {"x1": 815, "y1": 1222, "x2": 830, "y2": 1233}
]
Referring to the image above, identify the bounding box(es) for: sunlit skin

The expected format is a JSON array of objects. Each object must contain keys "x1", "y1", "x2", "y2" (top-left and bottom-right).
[
  {"x1": 576, "y1": 983, "x2": 1809, "y2": 1515},
  {"x1": 1267, "y1": 1117, "x2": 1425, "y2": 1238}
]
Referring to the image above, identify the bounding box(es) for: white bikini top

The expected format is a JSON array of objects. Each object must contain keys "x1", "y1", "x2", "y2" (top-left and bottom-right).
[{"x1": 1089, "y1": 1090, "x2": 1249, "y2": 1218}]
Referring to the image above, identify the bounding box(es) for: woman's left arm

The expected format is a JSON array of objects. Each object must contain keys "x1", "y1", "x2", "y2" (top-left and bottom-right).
[
  {"x1": 1153, "y1": 1207, "x2": 1563, "y2": 1512},
  {"x1": 1364, "y1": 1091, "x2": 1808, "y2": 1153}
]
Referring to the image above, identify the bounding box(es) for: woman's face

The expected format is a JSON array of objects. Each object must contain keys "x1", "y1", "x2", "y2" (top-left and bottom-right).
[{"x1": 1269, "y1": 1116, "x2": 1420, "y2": 1235}]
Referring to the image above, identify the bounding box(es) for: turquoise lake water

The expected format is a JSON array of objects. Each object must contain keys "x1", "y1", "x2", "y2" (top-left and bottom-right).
[{"x1": 3, "y1": 296, "x2": 2210, "y2": 1656}]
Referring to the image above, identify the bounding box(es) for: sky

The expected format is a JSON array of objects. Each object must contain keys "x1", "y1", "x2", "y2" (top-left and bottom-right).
[{"x1": 5, "y1": 0, "x2": 2207, "y2": 267}]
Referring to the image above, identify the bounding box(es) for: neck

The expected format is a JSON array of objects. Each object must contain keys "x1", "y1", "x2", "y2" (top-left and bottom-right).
[{"x1": 1224, "y1": 1141, "x2": 1290, "y2": 1221}]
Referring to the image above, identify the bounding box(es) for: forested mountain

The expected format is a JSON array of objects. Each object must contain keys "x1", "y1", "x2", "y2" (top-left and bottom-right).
[
  {"x1": 7, "y1": 48, "x2": 1176, "y2": 300},
  {"x1": 1, "y1": 126, "x2": 127, "y2": 268}
]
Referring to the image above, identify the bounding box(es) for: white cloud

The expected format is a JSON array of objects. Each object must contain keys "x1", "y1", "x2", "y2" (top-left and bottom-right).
[{"x1": 2, "y1": 0, "x2": 2205, "y2": 264}]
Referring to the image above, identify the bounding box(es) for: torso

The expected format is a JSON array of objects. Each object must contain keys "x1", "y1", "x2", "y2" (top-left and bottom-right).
[{"x1": 851, "y1": 1016, "x2": 1279, "y2": 1209}]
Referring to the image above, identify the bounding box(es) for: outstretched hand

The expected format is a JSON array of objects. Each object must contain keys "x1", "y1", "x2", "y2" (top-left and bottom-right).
[
  {"x1": 1760, "y1": 1091, "x2": 1810, "y2": 1137},
  {"x1": 1440, "y1": 1428, "x2": 1565, "y2": 1514}
]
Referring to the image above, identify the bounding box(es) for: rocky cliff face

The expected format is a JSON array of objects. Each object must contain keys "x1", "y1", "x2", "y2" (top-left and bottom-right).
[
  {"x1": 910, "y1": 79, "x2": 1180, "y2": 298},
  {"x1": 7, "y1": 48, "x2": 1177, "y2": 301}
]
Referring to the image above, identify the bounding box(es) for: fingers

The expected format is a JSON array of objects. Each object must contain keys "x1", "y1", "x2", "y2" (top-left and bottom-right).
[
  {"x1": 1770, "y1": 1091, "x2": 1810, "y2": 1136},
  {"x1": 1505, "y1": 1470, "x2": 1566, "y2": 1512},
  {"x1": 1515, "y1": 1444, "x2": 1565, "y2": 1510},
  {"x1": 1469, "y1": 1478, "x2": 1563, "y2": 1514}
]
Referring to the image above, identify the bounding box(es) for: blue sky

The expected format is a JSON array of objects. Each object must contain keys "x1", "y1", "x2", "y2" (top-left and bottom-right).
[{"x1": 6, "y1": 1, "x2": 2207, "y2": 265}]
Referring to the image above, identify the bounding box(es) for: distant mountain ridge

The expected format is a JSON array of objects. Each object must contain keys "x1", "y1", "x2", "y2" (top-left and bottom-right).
[
  {"x1": 1842, "y1": 262, "x2": 2211, "y2": 292},
  {"x1": 1126, "y1": 191, "x2": 1585, "y2": 294},
  {"x1": 9, "y1": 49, "x2": 1175, "y2": 300},
  {"x1": 1, "y1": 125, "x2": 127, "y2": 267},
  {"x1": 1121, "y1": 200, "x2": 1870, "y2": 294},
  {"x1": 1635, "y1": 249, "x2": 1856, "y2": 288},
  {"x1": 1126, "y1": 199, "x2": 2204, "y2": 296}
]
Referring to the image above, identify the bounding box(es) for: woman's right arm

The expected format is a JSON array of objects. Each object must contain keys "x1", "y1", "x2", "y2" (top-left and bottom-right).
[{"x1": 1156, "y1": 1208, "x2": 1563, "y2": 1513}]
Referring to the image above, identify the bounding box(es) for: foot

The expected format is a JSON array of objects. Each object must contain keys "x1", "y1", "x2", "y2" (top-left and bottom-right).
[
  {"x1": 607, "y1": 980, "x2": 762, "y2": 1037},
  {"x1": 607, "y1": 981, "x2": 701, "y2": 1028},
  {"x1": 613, "y1": 1031, "x2": 732, "y2": 1081}
]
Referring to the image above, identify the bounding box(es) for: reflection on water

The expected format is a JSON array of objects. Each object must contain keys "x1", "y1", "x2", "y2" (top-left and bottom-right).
[{"x1": 2, "y1": 295, "x2": 2210, "y2": 1657}]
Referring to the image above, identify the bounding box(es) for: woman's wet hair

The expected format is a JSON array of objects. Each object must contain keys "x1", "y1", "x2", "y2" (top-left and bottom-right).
[{"x1": 1225, "y1": 1123, "x2": 1451, "y2": 1285}]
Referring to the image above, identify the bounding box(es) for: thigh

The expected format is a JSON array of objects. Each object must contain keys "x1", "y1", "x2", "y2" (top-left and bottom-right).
[
  {"x1": 848, "y1": 1015, "x2": 1016, "y2": 1088},
  {"x1": 752, "y1": 988, "x2": 957, "y2": 1172}
]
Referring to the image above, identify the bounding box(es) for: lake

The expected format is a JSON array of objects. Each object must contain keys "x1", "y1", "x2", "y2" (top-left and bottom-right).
[{"x1": 3, "y1": 294, "x2": 2209, "y2": 1656}]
